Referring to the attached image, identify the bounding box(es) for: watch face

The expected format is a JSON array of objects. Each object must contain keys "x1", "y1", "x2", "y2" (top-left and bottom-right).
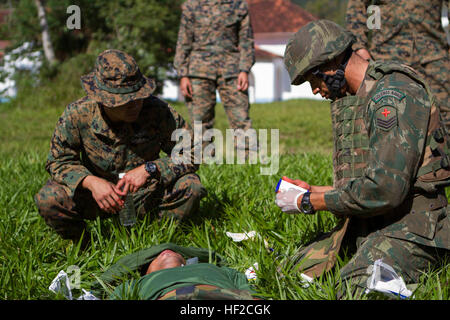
[
  {"x1": 300, "y1": 193, "x2": 314, "y2": 214},
  {"x1": 301, "y1": 202, "x2": 312, "y2": 212},
  {"x1": 146, "y1": 162, "x2": 156, "y2": 174}
]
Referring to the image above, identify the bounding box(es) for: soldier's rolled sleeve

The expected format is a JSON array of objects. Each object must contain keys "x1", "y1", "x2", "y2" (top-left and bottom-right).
[
  {"x1": 46, "y1": 105, "x2": 93, "y2": 198},
  {"x1": 345, "y1": 0, "x2": 371, "y2": 52},
  {"x1": 174, "y1": 3, "x2": 194, "y2": 78},
  {"x1": 325, "y1": 89, "x2": 427, "y2": 218},
  {"x1": 238, "y1": 2, "x2": 255, "y2": 73},
  {"x1": 153, "y1": 105, "x2": 198, "y2": 187}
]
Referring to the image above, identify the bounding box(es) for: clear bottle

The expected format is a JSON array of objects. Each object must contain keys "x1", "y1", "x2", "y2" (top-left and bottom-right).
[{"x1": 118, "y1": 173, "x2": 136, "y2": 227}]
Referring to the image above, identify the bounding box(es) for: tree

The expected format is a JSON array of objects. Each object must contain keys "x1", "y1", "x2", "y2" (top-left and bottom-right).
[
  {"x1": 1, "y1": 0, "x2": 183, "y2": 90},
  {"x1": 291, "y1": 0, "x2": 349, "y2": 26},
  {"x1": 34, "y1": 0, "x2": 56, "y2": 64},
  {"x1": 95, "y1": 0, "x2": 183, "y2": 89}
]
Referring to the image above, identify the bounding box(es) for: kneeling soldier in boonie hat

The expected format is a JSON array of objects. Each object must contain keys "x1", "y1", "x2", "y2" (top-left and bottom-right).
[{"x1": 35, "y1": 49, "x2": 206, "y2": 248}]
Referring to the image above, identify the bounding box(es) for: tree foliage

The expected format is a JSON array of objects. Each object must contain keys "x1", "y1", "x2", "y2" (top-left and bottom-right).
[
  {"x1": 291, "y1": 0, "x2": 349, "y2": 26},
  {"x1": 2, "y1": 0, "x2": 183, "y2": 89}
]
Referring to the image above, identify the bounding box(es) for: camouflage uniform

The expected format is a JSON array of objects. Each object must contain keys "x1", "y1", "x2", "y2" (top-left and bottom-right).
[
  {"x1": 345, "y1": 0, "x2": 450, "y2": 131},
  {"x1": 174, "y1": 0, "x2": 255, "y2": 150},
  {"x1": 283, "y1": 20, "x2": 450, "y2": 298},
  {"x1": 34, "y1": 50, "x2": 206, "y2": 242}
]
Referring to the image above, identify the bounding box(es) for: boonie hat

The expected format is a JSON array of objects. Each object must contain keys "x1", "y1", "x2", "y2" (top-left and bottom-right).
[{"x1": 81, "y1": 49, "x2": 156, "y2": 107}]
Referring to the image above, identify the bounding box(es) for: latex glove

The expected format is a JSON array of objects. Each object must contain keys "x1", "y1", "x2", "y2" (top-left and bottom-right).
[{"x1": 275, "y1": 188, "x2": 304, "y2": 213}]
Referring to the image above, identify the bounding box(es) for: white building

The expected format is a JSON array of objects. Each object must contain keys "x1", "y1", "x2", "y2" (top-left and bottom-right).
[{"x1": 162, "y1": 0, "x2": 324, "y2": 103}]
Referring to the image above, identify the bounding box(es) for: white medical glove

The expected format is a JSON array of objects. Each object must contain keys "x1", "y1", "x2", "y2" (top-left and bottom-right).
[{"x1": 275, "y1": 188, "x2": 305, "y2": 213}]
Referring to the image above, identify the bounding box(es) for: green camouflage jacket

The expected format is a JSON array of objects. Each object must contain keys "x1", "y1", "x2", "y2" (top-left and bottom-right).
[
  {"x1": 174, "y1": 0, "x2": 255, "y2": 80},
  {"x1": 324, "y1": 60, "x2": 450, "y2": 249},
  {"x1": 46, "y1": 96, "x2": 197, "y2": 198},
  {"x1": 346, "y1": 0, "x2": 449, "y2": 65}
]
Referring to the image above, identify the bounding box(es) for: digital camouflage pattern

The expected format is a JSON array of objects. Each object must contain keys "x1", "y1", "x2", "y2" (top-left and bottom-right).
[
  {"x1": 34, "y1": 50, "x2": 206, "y2": 241},
  {"x1": 43, "y1": 94, "x2": 199, "y2": 197},
  {"x1": 283, "y1": 20, "x2": 355, "y2": 86},
  {"x1": 345, "y1": 0, "x2": 450, "y2": 130},
  {"x1": 187, "y1": 76, "x2": 252, "y2": 149},
  {"x1": 35, "y1": 173, "x2": 205, "y2": 240},
  {"x1": 81, "y1": 49, "x2": 156, "y2": 108},
  {"x1": 174, "y1": 0, "x2": 255, "y2": 79},
  {"x1": 174, "y1": 0, "x2": 255, "y2": 152}
]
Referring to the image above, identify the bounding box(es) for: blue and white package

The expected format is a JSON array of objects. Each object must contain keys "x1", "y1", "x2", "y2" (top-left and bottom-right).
[{"x1": 275, "y1": 177, "x2": 308, "y2": 194}]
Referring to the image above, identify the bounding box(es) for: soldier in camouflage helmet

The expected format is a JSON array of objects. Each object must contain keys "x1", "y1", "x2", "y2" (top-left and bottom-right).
[
  {"x1": 34, "y1": 49, "x2": 206, "y2": 248},
  {"x1": 345, "y1": 0, "x2": 449, "y2": 132},
  {"x1": 277, "y1": 20, "x2": 450, "y2": 298},
  {"x1": 174, "y1": 0, "x2": 256, "y2": 154}
]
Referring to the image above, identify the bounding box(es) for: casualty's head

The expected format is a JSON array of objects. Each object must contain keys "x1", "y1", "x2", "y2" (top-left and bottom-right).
[
  {"x1": 145, "y1": 250, "x2": 186, "y2": 274},
  {"x1": 81, "y1": 49, "x2": 156, "y2": 122},
  {"x1": 283, "y1": 19, "x2": 355, "y2": 100}
]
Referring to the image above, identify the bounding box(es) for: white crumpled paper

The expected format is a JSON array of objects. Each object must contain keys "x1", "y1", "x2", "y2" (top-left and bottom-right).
[
  {"x1": 49, "y1": 270, "x2": 99, "y2": 300},
  {"x1": 365, "y1": 259, "x2": 412, "y2": 299},
  {"x1": 245, "y1": 263, "x2": 259, "y2": 281},
  {"x1": 225, "y1": 230, "x2": 272, "y2": 252},
  {"x1": 226, "y1": 231, "x2": 257, "y2": 242}
]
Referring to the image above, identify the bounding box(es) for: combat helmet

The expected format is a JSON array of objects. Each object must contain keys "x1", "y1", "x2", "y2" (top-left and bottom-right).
[{"x1": 284, "y1": 20, "x2": 355, "y2": 86}]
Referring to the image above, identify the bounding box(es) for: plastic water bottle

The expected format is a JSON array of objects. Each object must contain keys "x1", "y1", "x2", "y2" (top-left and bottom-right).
[{"x1": 118, "y1": 173, "x2": 136, "y2": 227}]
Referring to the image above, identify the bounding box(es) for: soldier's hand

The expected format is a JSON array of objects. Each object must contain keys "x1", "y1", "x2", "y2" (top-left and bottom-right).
[
  {"x1": 275, "y1": 188, "x2": 303, "y2": 214},
  {"x1": 237, "y1": 71, "x2": 249, "y2": 91},
  {"x1": 282, "y1": 176, "x2": 311, "y2": 191},
  {"x1": 83, "y1": 176, "x2": 125, "y2": 214},
  {"x1": 116, "y1": 164, "x2": 150, "y2": 195},
  {"x1": 355, "y1": 48, "x2": 371, "y2": 61},
  {"x1": 180, "y1": 77, "x2": 193, "y2": 99}
]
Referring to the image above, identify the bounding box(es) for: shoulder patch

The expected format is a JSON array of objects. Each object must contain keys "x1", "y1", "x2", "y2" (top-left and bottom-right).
[
  {"x1": 375, "y1": 105, "x2": 398, "y2": 131},
  {"x1": 371, "y1": 89, "x2": 405, "y2": 103}
]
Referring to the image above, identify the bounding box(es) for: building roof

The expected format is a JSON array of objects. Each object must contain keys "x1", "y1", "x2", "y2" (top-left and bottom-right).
[{"x1": 248, "y1": 0, "x2": 316, "y2": 34}]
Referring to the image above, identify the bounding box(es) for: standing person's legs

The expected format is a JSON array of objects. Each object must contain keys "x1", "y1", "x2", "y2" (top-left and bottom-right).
[
  {"x1": 217, "y1": 76, "x2": 255, "y2": 158},
  {"x1": 185, "y1": 77, "x2": 218, "y2": 150}
]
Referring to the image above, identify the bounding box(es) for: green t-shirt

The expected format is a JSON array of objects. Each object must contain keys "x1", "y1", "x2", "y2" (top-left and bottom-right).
[{"x1": 110, "y1": 263, "x2": 252, "y2": 300}]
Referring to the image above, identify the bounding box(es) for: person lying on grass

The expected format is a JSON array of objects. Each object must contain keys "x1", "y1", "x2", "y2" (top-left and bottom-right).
[
  {"x1": 35, "y1": 49, "x2": 206, "y2": 249},
  {"x1": 89, "y1": 243, "x2": 257, "y2": 300},
  {"x1": 276, "y1": 20, "x2": 450, "y2": 298},
  {"x1": 110, "y1": 249, "x2": 257, "y2": 300}
]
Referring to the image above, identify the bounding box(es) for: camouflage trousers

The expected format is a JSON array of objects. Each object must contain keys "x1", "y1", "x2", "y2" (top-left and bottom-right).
[
  {"x1": 337, "y1": 231, "x2": 449, "y2": 299},
  {"x1": 158, "y1": 284, "x2": 255, "y2": 300},
  {"x1": 34, "y1": 173, "x2": 206, "y2": 241},
  {"x1": 186, "y1": 76, "x2": 253, "y2": 151}
]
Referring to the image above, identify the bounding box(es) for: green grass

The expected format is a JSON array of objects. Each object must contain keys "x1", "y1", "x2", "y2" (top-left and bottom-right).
[{"x1": 0, "y1": 60, "x2": 448, "y2": 300}]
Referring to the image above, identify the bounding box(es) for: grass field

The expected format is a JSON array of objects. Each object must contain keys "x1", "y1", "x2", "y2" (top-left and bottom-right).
[{"x1": 0, "y1": 60, "x2": 449, "y2": 300}]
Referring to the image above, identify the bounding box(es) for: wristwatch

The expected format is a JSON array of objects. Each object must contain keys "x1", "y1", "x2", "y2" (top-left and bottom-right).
[
  {"x1": 144, "y1": 161, "x2": 158, "y2": 179},
  {"x1": 300, "y1": 191, "x2": 315, "y2": 215}
]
